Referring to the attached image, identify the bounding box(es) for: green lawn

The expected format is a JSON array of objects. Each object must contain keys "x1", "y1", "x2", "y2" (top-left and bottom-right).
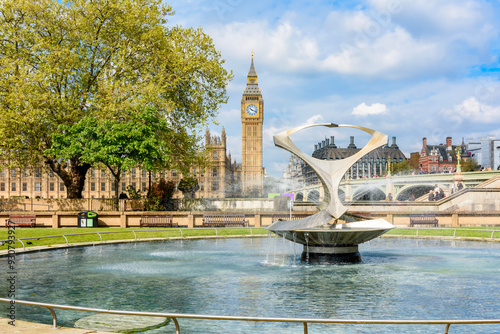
[
  {"x1": 0, "y1": 227, "x2": 268, "y2": 251},
  {"x1": 386, "y1": 226, "x2": 500, "y2": 239}
]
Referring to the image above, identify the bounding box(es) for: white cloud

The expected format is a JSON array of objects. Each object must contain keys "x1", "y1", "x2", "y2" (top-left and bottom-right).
[
  {"x1": 442, "y1": 97, "x2": 500, "y2": 124},
  {"x1": 352, "y1": 102, "x2": 388, "y2": 116}
]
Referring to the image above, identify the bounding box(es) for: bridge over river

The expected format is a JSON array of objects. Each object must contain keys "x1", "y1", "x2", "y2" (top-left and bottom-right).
[{"x1": 292, "y1": 170, "x2": 500, "y2": 202}]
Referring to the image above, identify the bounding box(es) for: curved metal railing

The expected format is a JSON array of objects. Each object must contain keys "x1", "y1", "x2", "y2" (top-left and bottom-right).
[
  {"x1": 2, "y1": 227, "x2": 498, "y2": 252},
  {"x1": 1, "y1": 298, "x2": 499, "y2": 334},
  {"x1": 0, "y1": 227, "x2": 261, "y2": 251}
]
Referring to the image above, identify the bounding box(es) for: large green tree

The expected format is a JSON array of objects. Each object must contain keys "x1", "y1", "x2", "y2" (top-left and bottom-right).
[
  {"x1": 47, "y1": 108, "x2": 201, "y2": 201},
  {"x1": 0, "y1": 0, "x2": 232, "y2": 198}
]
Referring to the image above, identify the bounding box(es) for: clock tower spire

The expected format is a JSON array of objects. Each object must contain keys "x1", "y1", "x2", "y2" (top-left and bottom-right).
[{"x1": 241, "y1": 54, "x2": 264, "y2": 197}]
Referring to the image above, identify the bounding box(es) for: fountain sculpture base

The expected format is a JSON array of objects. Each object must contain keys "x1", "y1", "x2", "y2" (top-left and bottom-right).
[{"x1": 302, "y1": 245, "x2": 361, "y2": 264}]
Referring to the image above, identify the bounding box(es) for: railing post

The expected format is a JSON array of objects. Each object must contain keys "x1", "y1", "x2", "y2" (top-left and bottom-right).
[
  {"x1": 172, "y1": 317, "x2": 180, "y2": 334},
  {"x1": 444, "y1": 323, "x2": 451, "y2": 334},
  {"x1": 303, "y1": 321, "x2": 308, "y2": 334},
  {"x1": 47, "y1": 307, "x2": 58, "y2": 328},
  {"x1": 62, "y1": 235, "x2": 69, "y2": 246}
]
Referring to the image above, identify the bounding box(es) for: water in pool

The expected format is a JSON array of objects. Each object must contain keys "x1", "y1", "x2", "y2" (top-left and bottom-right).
[{"x1": 5, "y1": 237, "x2": 500, "y2": 333}]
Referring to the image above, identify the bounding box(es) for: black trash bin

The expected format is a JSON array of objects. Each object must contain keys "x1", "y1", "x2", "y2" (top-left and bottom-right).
[{"x1": 78, "y1": 211, "x2": 99, "y2": 228}]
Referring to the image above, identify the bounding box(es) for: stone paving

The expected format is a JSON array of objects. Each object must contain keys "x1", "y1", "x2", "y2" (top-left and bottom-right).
[{"x1": 0, "y1": 317, "x2": 118, "y2": 334}]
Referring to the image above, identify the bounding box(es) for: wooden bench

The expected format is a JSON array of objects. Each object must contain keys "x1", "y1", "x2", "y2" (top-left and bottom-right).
[
  {"x1": 5, "y1": 215, "x2": 37, "y2": 228},
  {"x1": 202, "y1": 214, "x2": 247, "y2": 227},
  {"x1": 139, "y1": 215, "x2": 176, "y2": 228},
  {"x1": 409, "y1": 214, "x2": 438, "y2": 227}
]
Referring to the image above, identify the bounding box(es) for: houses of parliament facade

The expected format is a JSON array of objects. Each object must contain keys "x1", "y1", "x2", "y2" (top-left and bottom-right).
[{"x1": 0, "y1": 57, "x2": 265, "y2": 200}]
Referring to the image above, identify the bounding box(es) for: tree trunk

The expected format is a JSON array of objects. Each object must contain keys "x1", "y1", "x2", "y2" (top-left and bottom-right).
[
  {"x1": 46, "y1": 157, "x2": 91, "y2": 198},
  {"x1": 113, "y1": 169, "x2": 121, "y2": 209}
]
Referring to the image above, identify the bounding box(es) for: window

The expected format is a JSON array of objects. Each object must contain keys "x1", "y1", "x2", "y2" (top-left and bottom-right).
[
  {"x1": 50, "y1": 170, "x2": 54, "y2": 178},
  {"x1": 121, "y1": 182, "x2": 126, "y2": 192},
  {"x1": 60, "y1": 183, "x2": 65, "y2": 191},
  {"x1": 213, "y1": 151, "x2": 218, "y2": 159},
  {"x1": 34, "y1": 167, "x2": 41, "y2": 177},
  {"x1": 49, "y1": 182, "x2": 55, "y2": 191},
  {"x1": 193, "y1": 168, "x2": 197, "y2": 176},
  {"x1": 131, "y1": 168, "x2": 136, "y2": 178},
  {"x1": 101, "y1": 182, "x2": 105, "y2": 191},
  {"x1": 0, "y1": 183, "x2": 4, "y2": 191},
  {"x1": 142, "y1": 170, "x2": 147, "y2": 178},
  {"x1": 212, "y1": 167, "x2": 218, "y2": 177},
  {"x1": 111, "y1": 183, "x2": 115, "y2": 191},
  {"x1": 132, "y1": 182, "x2": 136, "y2": 190},
  {"x1": 0, "y1": 170, "x2": 4, "y2": 178},
  {"x1": 12, "y1": 182, "x2": 17, "y2": 191},
  {"x1": 23, "y1": 169, "x2": 28, "y2": 177},
  {"x1": 35, "y1": 183, "x2": 41, "y2": 192},
  {"x1": 212, "y1": 182, "x2": 219, "y2": 191},
  {"x1": 91, "y1": 182, "x2": 95, "y2": 191},
  {"x1": 201, "y1": 168, "x2": 204, "y2": 177},
  {"x1": 152, "y1": 172, "x2": 157, "y2": 178},
  {"x1": 11, "y1": 169, "x2": 16, "y2": 178},
  {"x1": 142, "y1": 182, "x2": 147, "y2": 191},
  {"x1": 200, "y1": 182, "x2": 204, "y2": 191},
  {"x1": 101, "y1": 170, "x2": 106, "y2": 178},
  {"x1": 22, "y1": 183, "x2": 28, "y2": 192},
  {"x1": 172, "y1": 169, "x2": 178, "y2": 177},
  {"x1": 90, "y1": 169, "x2": 95, "y2": 178}
]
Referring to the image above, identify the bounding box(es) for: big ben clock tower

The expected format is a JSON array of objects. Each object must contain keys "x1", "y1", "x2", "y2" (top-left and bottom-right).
[{"x1": 241, "y1": 54, "x2": 264, "y2": 196}]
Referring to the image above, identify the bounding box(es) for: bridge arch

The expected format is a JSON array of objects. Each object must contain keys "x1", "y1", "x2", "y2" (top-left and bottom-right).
[
  {"x1": 396, "y1": 185, "x2": 434, "y2": 201},
  {"x1": 352, "y1": 186, "x2": 386, "y2": 201},
  {"x1": 307, "y1": 190, "x2": 320, "y2": 202}
]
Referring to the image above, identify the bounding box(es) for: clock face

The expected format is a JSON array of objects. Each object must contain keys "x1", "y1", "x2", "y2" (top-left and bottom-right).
[{"x1": 246, "y1": 104, "x2": 258, "y2": 116}]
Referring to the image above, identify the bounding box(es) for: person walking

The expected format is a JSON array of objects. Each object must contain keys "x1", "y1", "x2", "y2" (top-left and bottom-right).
[{"x1": 428, "y1": 190, "x2": 435, "y2": 201}]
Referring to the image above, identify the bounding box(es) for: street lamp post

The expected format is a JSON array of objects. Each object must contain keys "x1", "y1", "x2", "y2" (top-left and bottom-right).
[{"x1": 455, "y1": 144, "x2": 462, "y2": 173}]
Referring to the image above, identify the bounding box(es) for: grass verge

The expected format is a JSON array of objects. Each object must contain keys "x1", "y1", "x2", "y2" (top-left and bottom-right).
[
  {"x1": 0, "y1": 227, "x2": 268, "y2": 251},
  {"x1": 385, "y1": 226, "x2": 500, "y2": 239}
]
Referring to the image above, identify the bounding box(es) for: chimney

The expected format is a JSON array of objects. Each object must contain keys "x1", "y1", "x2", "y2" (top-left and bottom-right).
[
  {"x1": 314, "y1": 144, "x2": 318, "y2": 151},
  {"x1": 423, "y1": 137, "x2": 427, "y2": 147},
  {"x1": 446, "y1": 136, "x2": 452, "y2": 149},
  {"x1": 326, "y1": 138, "x2": 329, "y2": 146},
  {"x1": 348, "y1": 136, "x2": 357, "y2": 149},
  {"x1": 391, "y1": 136, "x2": 398, "y2": 148},
  {"x1": 330, "y1": 136, "x2": 337, "y2": 148}
]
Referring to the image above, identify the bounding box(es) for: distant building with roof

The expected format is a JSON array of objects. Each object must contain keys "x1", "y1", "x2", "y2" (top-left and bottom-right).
[
  {"x1": 418, "y1": 137, "x2": 467, "y2": 174},
  {"x1": 465, "y1": 136, "x2": 500, "y2": 170},
  {"x1": 284, "y1": 136, "x2": 407, "y2": 187}
]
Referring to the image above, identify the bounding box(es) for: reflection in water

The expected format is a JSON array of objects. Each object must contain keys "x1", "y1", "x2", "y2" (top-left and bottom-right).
[{"x1": 3, "y1": 238, "x2": 500, "y2": 333}]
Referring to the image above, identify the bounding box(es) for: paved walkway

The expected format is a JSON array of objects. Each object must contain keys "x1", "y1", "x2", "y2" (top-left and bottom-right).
[{"x1": 0, "y1": 317, "x2": 118, "y2": 334}]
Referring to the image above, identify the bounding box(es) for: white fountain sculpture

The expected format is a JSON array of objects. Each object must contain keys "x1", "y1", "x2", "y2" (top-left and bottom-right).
[{"x1": 266, "y1": 123, "x2": 395, "y2": 263}]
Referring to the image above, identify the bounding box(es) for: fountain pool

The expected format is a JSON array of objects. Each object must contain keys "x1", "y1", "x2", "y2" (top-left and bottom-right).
[{"x1": 6, "y1": 237, "x2": 500, "y2": 333}]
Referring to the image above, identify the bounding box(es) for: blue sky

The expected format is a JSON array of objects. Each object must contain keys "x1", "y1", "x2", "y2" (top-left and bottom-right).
[{"x1": 166, "y1": 0, "x2": 500, "y2": 178}]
